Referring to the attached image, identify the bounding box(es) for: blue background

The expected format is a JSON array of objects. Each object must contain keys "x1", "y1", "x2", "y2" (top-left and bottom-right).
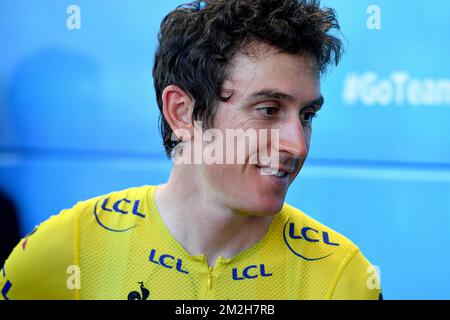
[{"x1": 1, "y1": 0, "x2": 449, "y2": 299}]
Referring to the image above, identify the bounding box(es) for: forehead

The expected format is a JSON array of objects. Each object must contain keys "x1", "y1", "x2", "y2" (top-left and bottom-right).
[{"x1": 222, "y1": 42, "x2": 321, "y2": 104}]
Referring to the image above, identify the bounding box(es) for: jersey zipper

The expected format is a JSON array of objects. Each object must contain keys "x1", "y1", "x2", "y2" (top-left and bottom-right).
[
  {"x1": 205, "y1": 266, "x2": 213, "y2": 298},
  {"x1": 207, "y1": 267, "x2": 213, "y2": 289}
]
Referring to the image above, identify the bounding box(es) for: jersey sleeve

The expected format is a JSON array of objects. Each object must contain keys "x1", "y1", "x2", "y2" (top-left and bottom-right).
[
  {"x1": 0, "y1": 207, "x2": 78, "y2": 300},
  {"x1": 331, "y1": 248, "x2": 382, "y2": 300}
]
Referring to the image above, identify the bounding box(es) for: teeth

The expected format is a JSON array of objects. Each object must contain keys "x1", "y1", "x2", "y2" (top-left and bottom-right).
[
  {"x1": 260, "y1": 167, "x2": 276, "y2": 176},
  {"x1": 259, "y1": 167, "x2": 287, "y2": 177}
]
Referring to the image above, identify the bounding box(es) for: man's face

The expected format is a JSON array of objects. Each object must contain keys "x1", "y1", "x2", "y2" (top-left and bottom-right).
[{"x1": 196, "y1": 43, "x2": 323, "y2": 216}]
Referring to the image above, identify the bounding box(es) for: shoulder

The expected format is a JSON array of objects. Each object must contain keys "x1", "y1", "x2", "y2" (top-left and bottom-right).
[
  {"x1": 29, "y1": 185, "x2": 155, "y2": 236},
  {"x1": 280, "y1": 203, "x2": 381, "y2": 299},
  {"x1": 0, "y1": 185, "x2": 154, "y2": 299},
  {"x1": 70, "y1": 185, "x2": 153, "y2": 215},
  {"x1": 78, "y1": 185, "x2": 154, "y2": 233},
  {"x1": 0, "y1": 204, "x2": 78, "y2": 299},
  {"x1": 18, "y1": 185, "x2": 154, "y2": 235},
  {"x1": 280, "y1": 203, "x2": 358, "y2": 259}
]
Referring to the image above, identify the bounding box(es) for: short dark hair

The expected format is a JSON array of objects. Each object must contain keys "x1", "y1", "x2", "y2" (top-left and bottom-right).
[{"x1": 153, "y1": 0, "x2": 343, "y2": 158}]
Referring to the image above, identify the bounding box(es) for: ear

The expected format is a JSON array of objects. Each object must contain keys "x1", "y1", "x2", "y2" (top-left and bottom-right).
[{"x1": 161, "y1": 85, "x2": 194, "y2": 141}]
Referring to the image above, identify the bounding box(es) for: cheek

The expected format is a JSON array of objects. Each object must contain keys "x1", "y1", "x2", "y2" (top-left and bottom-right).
[{"x1": 214, "y1": 119, "x2": 266, "y2": 163}]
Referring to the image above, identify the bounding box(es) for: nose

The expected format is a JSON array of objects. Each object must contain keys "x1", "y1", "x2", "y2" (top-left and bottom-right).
[{"x1": 276, "y1": 116, "x2": 309, "y2": 160}]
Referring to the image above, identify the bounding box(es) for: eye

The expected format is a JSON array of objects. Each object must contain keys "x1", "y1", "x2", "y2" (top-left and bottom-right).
[
  {"x1": 300, "y1": 111, "x2": 317, "y2": 126},
  {"x1": 257, "y1": 106, "x2": 280, "y2": 117}
]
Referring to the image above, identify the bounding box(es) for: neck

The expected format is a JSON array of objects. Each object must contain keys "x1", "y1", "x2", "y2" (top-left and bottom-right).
[{"x1": 154, "y1": 165, "x2": 275, "y2": 267}]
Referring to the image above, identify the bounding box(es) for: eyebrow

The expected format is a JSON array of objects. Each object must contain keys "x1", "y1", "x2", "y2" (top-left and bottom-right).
[{"x1": 245, "y1": 89, "x2": 324, "y2": 110}]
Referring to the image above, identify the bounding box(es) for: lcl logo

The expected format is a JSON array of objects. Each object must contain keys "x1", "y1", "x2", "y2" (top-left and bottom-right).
[
  {"x1": 149, "y1": 249, "x2": 189, "y2": 275},
  {"x1": 283, "y1": 219, "x2": 340, "y2": 261},
  {"x1": 94, "y1": 197, "x2": 146, "y2": 232},
  {"x1": 232, "y1": 264, "x2": 272, "y2": 281}
]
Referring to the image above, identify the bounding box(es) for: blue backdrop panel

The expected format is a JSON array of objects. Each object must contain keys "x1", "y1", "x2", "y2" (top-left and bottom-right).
[
  {"x1": 318, "y1": 0, "x2": 450, "y2": 164},
  {"x1": 0, "y1": 0, "x2": 181, "y2": 154}
]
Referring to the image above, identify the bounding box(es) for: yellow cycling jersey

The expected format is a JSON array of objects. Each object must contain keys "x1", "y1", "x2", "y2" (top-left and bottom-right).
[{"x1": 1, "y1": 185, "x2": 381, "y2": 300}]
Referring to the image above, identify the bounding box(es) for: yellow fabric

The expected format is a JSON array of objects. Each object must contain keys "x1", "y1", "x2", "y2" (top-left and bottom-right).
[{"x1": 1, "y1": 185, "x2": 381, "y2": 300}]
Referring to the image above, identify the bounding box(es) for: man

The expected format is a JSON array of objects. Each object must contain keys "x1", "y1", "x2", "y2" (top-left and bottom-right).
[{"x1": 1, "y1": 0, "x2": 382, "y2": 299}]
